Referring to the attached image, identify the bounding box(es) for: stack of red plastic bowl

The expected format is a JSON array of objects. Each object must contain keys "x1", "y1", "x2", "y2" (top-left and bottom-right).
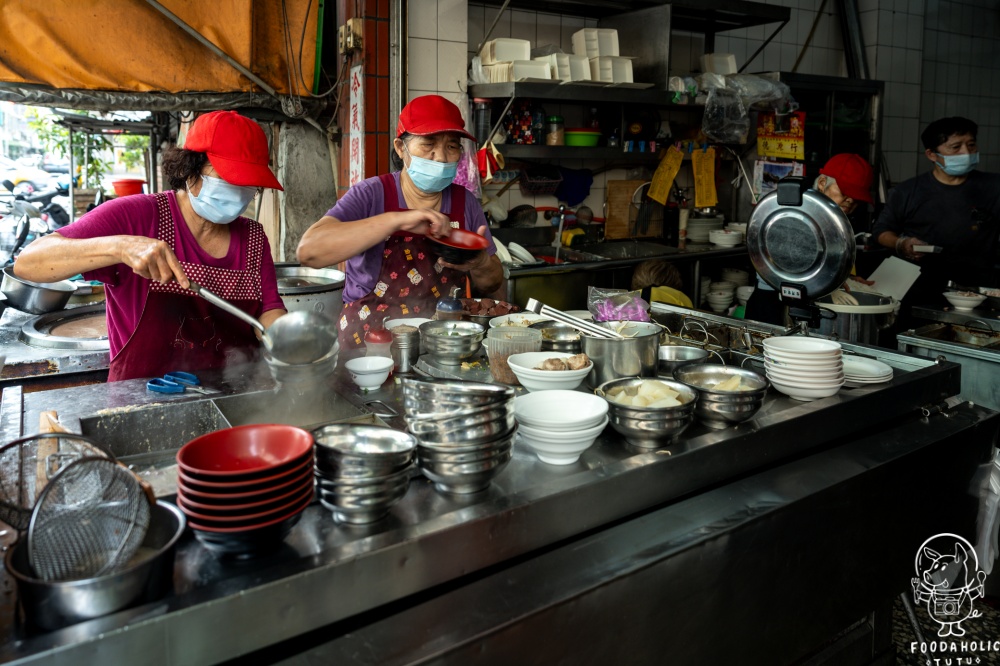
[{"x1": 175, "y1": 424, "x2": 315, "y2": 557}]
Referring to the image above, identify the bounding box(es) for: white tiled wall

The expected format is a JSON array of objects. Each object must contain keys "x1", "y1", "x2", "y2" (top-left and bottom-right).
[
  {"x1": 919, "y1": 0, "x2": 1000, "y2": 174},
  {"x1": 408, "y1": 0, "x2": 470, "y2": 110}
]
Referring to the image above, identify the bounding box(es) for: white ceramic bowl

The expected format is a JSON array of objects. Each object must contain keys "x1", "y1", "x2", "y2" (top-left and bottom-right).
[
  {"x1": 344, "y1": 357, "x2": 394, "y2": 388},
  {"x1": 762, "y1": 337, "x2": 842, "y2": 355},
  {"x1": 709, "y1": 229, "x2": 744, "y2": 245},
  {"x1": 513, "y1": 390, "x2": 609, "y2": 431},
  {"x1": 490, "y1": 313, "x2": 550, "y2": 328},
  {"x1": 726, "y1": 223, "x2": 748, "y2": 234},
  {"x1": 943, "y1": 291, "x2": 987, "y2": 311},
  {"x1": 517, "y1": 417, "x2": 609, "y2": 465},
  {"x1": 722, "y1": 269, "x2": 750, "y2": 285},
  {"x1": 766, "y1": 367, "x2": 845, "y2": 386},
  {"x1": 736, "y1": 285, "x2": 755, "y2": 298},
  {"x1": 563, "y1": 310, "x2": 594, "y2": 321},
  {"x1": 385, "y1": 317, "x2": 432, "y2": 330},
  {"x1": 507, "y1": 352, "x2": 592, "y2": 391},
  {"x1": 770, "y1": 378, "x2": 844, "y2": 401},
  {"x1": 765, "y1": 357, "x2": 842, "y2": 372},
  {"x1": 709, "y1": 280, "x2": 738, "y2": 293}
]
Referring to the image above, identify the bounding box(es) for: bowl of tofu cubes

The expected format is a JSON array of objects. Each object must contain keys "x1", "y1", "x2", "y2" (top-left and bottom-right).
[
  {"x1": 672, "y1": 365, "x2": 769, "y2": 429},
  {"x1": 595, "y1": 378, "x2": 699, "y2": 448}
]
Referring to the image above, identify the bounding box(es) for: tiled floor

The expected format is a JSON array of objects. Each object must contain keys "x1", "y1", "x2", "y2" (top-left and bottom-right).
[{"x1": 893, "y1": 594, "x2": 1000, "y2": 665}]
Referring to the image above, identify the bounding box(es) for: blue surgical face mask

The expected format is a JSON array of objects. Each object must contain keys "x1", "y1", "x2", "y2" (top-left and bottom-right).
[
  {"x1": 935, "y1": 152, "x2": 979, "y2": 177},
  {"x1": 189, "y1": 175, "x2": 257, "y2": 224},
  {"x1": 404, "y1": 148, "x2": 458, "y2": 193}
]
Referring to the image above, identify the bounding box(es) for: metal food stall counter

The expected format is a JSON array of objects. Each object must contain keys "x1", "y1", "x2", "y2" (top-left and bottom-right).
[{"x1": 0, "y1": 340, "x2": 993, "y2": 665}]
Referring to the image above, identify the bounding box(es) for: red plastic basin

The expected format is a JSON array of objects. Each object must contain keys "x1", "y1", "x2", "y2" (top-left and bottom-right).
[{"x1": 111, "y1": 179, "x2": 146, "y2": 196}]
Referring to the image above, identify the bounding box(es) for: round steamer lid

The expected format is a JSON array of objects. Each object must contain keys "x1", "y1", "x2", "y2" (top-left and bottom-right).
[{"x1": 747, "y1": 179, "x2": 855, "y2": 301}]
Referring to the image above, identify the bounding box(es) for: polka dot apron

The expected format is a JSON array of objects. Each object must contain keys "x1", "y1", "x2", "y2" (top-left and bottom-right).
[
  {"x1": 338, "y1": 173, "x2": 467, "y2": 357},
  {"x1": 108, "y1": 193, "x2": 264, "y2": 381}
]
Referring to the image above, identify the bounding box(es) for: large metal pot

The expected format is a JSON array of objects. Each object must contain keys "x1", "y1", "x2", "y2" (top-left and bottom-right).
[
  {"x1": 580, "y1": 320, "x2": 662, "y2": 387},
  {"x1": 813, "y1": 292, "x2": 897, "y2": 344},
  {"x1": 275, "y1": 263, "x2": 345, "y2": 321},
  {"x1": 1, "y1": 266, "x2": 76, "y2": 315},
  {"x1": 4, "y1": 501, "x2": 185, "y2": 631}
]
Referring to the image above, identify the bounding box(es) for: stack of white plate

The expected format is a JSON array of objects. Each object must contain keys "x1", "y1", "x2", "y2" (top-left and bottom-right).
[
  {"x1": 843, "y1": 357, "x2": 893, "y2": 387},
  {"x1": 709, "y1": 229, "x2": 744, "y2": 246},
  {"x1": 762, "y1": 337, "x2": 844, "y2": 401},
  {"x1": 686, "y1": 217, "x2": 724, "y2": 243}
]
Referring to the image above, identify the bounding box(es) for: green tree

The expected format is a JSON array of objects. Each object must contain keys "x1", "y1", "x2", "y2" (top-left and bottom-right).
[
  {"x1": 120, "y1": 135, "x2": 149, "y2": 171},
  {"x1": 27, "y1": 109, "x2": 113, "y2": 189}
]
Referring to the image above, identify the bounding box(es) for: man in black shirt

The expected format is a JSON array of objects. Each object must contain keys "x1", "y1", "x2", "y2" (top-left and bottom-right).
[{"x1": 872, "y1": 117, "x2": 1000, "y2": 306}]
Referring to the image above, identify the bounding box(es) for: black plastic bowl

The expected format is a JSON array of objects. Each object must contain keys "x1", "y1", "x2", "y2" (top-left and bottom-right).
[{"x1": 428, "y1": 229, "x2": 490, "y2": 264}]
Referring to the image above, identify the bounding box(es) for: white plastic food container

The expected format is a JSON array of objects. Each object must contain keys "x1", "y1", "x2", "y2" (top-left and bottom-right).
[
  {"x1": 480, "y1": 38, "x2": 531, "y2": 64},
  {"x1": 572, "y1": 28, "x2": 619, "y2": 57},
  {"x1": 589, "y1": 56, "x2": 632, "y2": 83}
]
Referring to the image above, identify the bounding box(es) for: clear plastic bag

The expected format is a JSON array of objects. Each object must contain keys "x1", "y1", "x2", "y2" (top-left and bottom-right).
[
  {"x1": 453, "y1": 138, "x2": 482, "y2": 199},
  {"x1": 725, "y1": 74, "x2": 792, "y2": 109},
  {"x1": 701, "y1": 88, "x2": 749, "y2": 144},
  {"x1": 587, "y1": 287, "x2": 651, "y2": 322}
]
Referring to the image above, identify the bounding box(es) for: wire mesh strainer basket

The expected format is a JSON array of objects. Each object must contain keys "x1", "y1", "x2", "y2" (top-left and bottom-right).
[
  {"x1": 0, "y1": 433, "x2": 113, "y2": 531},
  {"x1": 27, "y1": 456, "x2": 152, "y2": 582}
]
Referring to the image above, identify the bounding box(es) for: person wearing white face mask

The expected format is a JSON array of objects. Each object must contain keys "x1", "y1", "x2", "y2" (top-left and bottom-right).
[
  {"x1": 873, "y1": 117, "x2": 1000, "y2": 308},
  {"x1": 297, "y1": 95, "x2": 503, "y2": 356},
  {"x1": 14, "y1": 110, "x2": 287, "y2": 380}
]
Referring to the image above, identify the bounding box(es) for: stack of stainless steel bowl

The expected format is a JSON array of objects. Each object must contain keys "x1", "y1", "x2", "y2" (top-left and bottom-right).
[
  {"x1": 672, "y1": 365, "x2": 769, "y2": 429},
  {"x1": 312, "y1": 425, "x2": 417, "y2": 524},
  {"x1": 402, "y1": 378, "x2": 516, "y2": 494},
  {"x1": 419, "y1": 320, "x2": 485, "y2": 366}
]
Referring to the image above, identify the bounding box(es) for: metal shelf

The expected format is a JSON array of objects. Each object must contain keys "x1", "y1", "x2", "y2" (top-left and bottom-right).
[
  {"x1": 471, "y1": 0, "x2": 789, "y2": 27},
  {"x1": 469, "y1": 82, "x2": 686, "y2": 104},
  {"x1": 496, "y1": 145, "x2": 663, "y2": 161}
]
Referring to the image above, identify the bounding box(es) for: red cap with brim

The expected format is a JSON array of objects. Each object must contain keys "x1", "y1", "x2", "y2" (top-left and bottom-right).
[
  {"x1": 819, "y1": 153, "x2": 872, "y2": 204},
  {"x1": 396, "y1": 95, "x2": 476, "y2": 142},
  {"x1": 184, "y1": 111, "x2": 284, "y2": 191}
]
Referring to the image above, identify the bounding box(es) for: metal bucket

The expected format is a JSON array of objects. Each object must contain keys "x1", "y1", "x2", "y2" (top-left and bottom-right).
[
  {"x1": 275, "y1": 264, "x2": 345, "y2": 321},
  {"x1": 580, "y1": 321, "x2": 662, "y2": 387},
  {"x1": 813, "y1": 292, "x2": 897, "y2": 344}
]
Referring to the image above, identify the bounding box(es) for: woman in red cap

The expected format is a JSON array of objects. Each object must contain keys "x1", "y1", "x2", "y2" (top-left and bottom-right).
[
  {"x1": 14, "y1": 110, "x2": 287, "y2": 381},
  {"x1": 297, "y1": 94, "x2": 503, "y2": 356}
]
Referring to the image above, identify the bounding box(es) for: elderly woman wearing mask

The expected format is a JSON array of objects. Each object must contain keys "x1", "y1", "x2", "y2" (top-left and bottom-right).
[
  {"x1": 297, "y1": 95, "x2": 503, "y2": 356},
  {"x1": 14, "y1": 111, "x2": 286, "y2": 380}
]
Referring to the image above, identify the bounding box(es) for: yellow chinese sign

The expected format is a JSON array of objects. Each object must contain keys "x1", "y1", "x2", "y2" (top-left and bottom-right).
[{"x1": 757, "y1": 111, "x2": 805, "y2": 160}]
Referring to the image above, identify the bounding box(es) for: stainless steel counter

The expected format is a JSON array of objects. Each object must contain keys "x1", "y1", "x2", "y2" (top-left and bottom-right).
[
  {"x1": 0, "y1": 302, "x2": 110, "y2": 388},
  {"x1": 0, "y1": 338, "x2": 991, "y2": 665},
  {"x1": 912, "y1": 304, "x2": 1000, "y2": 327}
]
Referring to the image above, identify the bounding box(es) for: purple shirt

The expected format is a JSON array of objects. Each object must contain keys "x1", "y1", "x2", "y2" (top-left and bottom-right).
[
  {"x1": 325, "y1": 172, "x2": 496, "y2": 302},
  {"x1": 58, "y1": 191, "x2": 284, "y2": 358}
]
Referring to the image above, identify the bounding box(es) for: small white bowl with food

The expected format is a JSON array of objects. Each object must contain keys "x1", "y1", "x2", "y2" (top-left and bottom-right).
[
  {"x1": 943, "y1": 291, "x2": 987, "y2": 311},
  {"x1": 489, "y1": 313, "x2": 551, "y2": 328},
  {"x1": 506, "y1": 352, "x2": 593, "y2": 391}
]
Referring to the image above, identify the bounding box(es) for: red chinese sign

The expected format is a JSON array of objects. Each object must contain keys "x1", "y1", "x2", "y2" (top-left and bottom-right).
[
  {"x1": 756, "y1": 111, "x2": 806, "y2": 160},
  {"x1": 348, "y1": 65, "x2": 364, "y2": 186}
]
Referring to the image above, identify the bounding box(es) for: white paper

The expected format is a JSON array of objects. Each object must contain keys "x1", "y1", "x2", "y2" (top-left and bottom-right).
[{"x1": 867, "y1": 256, "x2": 921, "y2": 302}]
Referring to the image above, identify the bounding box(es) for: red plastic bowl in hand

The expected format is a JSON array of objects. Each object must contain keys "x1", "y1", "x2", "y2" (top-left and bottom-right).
[
  {"x1": 177, "y1": 424, "x2": 314, "y2": 478},
  {"x1": 428, "y1": 229, "x2": 489, "y2": 264}
]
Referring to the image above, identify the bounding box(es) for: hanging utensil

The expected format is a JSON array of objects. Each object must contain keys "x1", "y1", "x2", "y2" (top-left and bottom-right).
[
  {"x1": 524, "y1": 298, "x2": 625, "y2": 340},
  {"x1": 189, "y1": 281, "x2": 337, "y2": 365}
]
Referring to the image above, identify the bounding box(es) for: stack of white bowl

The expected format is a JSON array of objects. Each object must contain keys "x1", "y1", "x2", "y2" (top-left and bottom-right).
[
  {"x1": 704, "y1": 280, "x2": 737, "y2": 312},
  {"x1": 709, "y1": 229, "x2": 744, "y2": 247},
  {"x1": 720, "y1": 268, "x2": 750, "y2": 286},
  {"x1": 686, "y1": 216, "x2": 724, "y2": 243},
  {"x1": 699, "y1": 277, "x2": 711, "y2": 302},
  {"x1": 727, "y1": 223, "x2": 748, "y2": 235},
  {"x1": 762, "y1": 337, "x2": 844, "y2": 401},
  {"x1": 513, "y1": 390, "x2": 609, "y2": 465},
  {"x1": 736, "y1": 285, "x2": 755, "y2": 306}
]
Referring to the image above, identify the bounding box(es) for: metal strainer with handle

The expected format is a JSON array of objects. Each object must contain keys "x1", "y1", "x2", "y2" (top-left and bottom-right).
[
  {"x1": 0, "y1": 432, "x2": 113, "y2": 531},
  {"x1": 27, "y1": 456, "x2": 153, "y2": 581}
]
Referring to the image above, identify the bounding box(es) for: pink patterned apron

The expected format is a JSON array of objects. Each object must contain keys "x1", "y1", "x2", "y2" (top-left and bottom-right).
[
  {"x1": 108, "y1": 193, "x2": 264, "y2": 381},
  {"x1": 338, "y1": 174, "x2": 467, "y2": 356}
]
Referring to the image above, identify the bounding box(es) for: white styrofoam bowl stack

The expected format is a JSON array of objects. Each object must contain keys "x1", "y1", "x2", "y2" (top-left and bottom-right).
[{"x1": 762, "y1": 337, "x2": 844, "y2": 401}]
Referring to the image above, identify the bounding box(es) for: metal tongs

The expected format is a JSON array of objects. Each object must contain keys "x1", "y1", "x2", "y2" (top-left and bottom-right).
[{"x1": 524, "y1": 298, "x2": 625, "y2": 340}]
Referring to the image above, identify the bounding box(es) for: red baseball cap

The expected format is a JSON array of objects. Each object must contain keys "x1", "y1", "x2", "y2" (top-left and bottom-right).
[
  {"x1": 184, "y1": 111, "x2": 283, "y2": 191},
  {"x1": 396, "y1": 95, "x2": 476, "y2": 141},
  {"x1": 819, "y1": 153, "x2": 873, "y2": 204}
]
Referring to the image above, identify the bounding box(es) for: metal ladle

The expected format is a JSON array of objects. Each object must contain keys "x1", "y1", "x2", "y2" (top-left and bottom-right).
[{"x1": 189, "y1": 281, "x2": 337, "y2": 365}]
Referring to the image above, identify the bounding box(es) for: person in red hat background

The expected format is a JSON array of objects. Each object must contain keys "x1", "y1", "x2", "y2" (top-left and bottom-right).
[
  {"x1": 297, "y1": 94, "x2": 503, "y2": 357},
  {"x1": 745, "y1": 153, "x2": 874, "y2": 326},
  {"x1": 14, "y1": 110, "x2": 287, "y2": 381}
]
